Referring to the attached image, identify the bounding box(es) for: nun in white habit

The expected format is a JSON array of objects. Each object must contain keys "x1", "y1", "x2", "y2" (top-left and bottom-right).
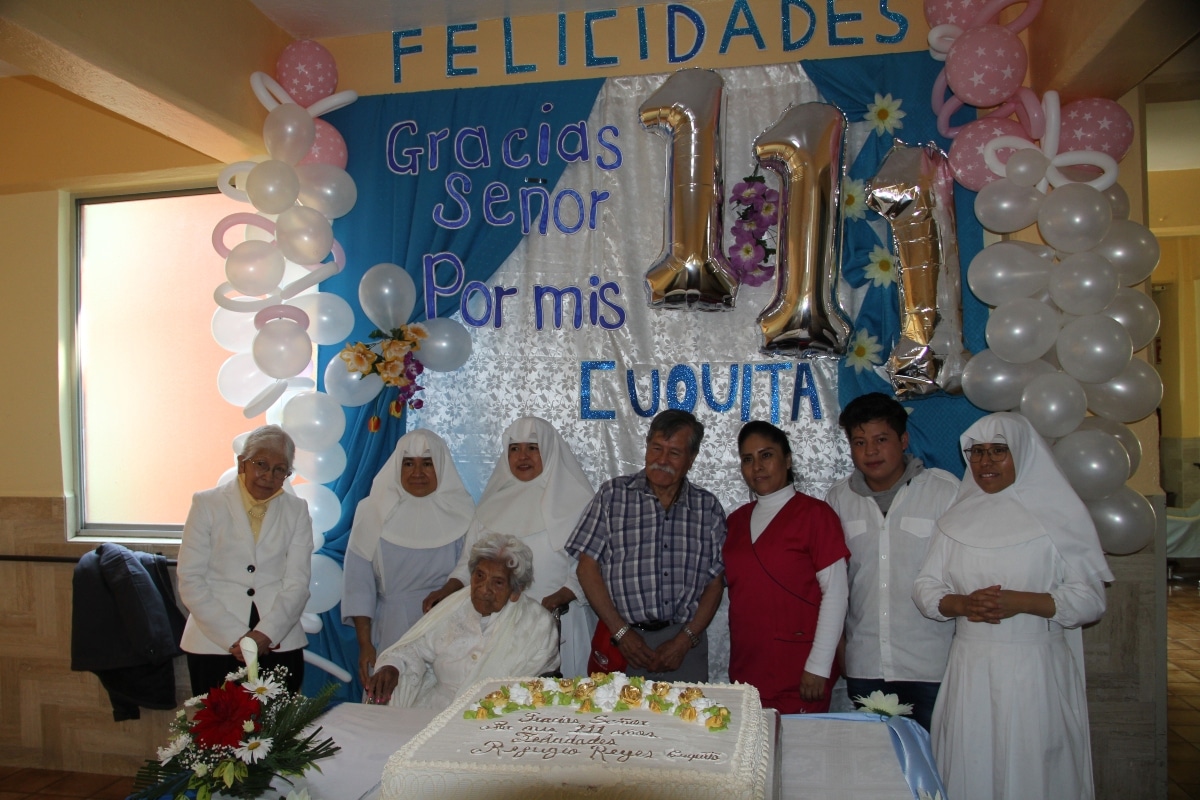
[
  {"x1": 424, "y1": 416, "x2": 597, "y2": 678},
  {"x1": 342, "y1": 429, "x2": 475, "y2": 687},
  {"x1": 914, "y1": 412, "x2": 1113, "y2": 800}
]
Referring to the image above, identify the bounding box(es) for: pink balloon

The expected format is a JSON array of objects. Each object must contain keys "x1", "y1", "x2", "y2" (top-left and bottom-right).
[
  {"x1": 298, "y1": 119, "x2": 349, "y2": 168},
  {"x1": 275, "y1": 40, "x2": 338, "y2": 108},
  {"x1": 945, "y1": 25, "x2": 1027, "y2": 108},
  {"x1": 949, "y1": 117, "x2": 1027, "y2": 191},
  {"x1": 1058, "y1": 98, "x2": 1134, "y2": 163},
  {"x1": 924, "y1": 0, "x2": 991, "y2": 27}
]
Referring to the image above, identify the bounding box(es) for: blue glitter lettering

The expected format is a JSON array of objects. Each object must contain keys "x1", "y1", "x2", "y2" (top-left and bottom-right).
[
  {"x1": 719, "y1": 0, "x2": 766, "y2": 53},
  {"x1": 666, "y1": 364, "x2": 698, "y2": 411},
  {"x1": 504, "y1": 18, "x2": 537, "y2": 74},
  {"x1": 581, "y1": 361, "x2": 617, "y2": 420},
  {"x1": 585, "y1": 10, "x2": 620, "y2": 67},
  {"x1": 702, "y1": 364, "x2": 738, "y2": 412},
  {"x1": 446, "y1": 24, "x2": 479, "y2": 76},
  {"x1": 667, "y1": 4, "x2": 705, "y2": 63},
  {"x1": 826, "y1": 0, "x2": 863, "y2": 46},
  {"x1": 876, "y1": 0, "x2": 908, "y2": 44},
  {"x1": 627, "y1": 369, "x2": 661, "y2": 417},
  {"x1": 433, "y1": 173, "x2": 471, "y2": 229},
  {"x1": 754, "y1": 363, "x2": 792, "y2": 424},
  {"x1": 392, "y1": 29, "x2": 423, "y2": 84},
  {"x1": 791, "y1": 362, "x2": 823, "y2": 420},
  {"x1": 782, "y1": 0, "x2": 816, "y2": 51}
]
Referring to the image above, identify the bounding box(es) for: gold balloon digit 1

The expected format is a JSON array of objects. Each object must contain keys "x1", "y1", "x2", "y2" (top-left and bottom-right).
[
  {"x1": 639, "y1": 69, "x2": 738, "y2": 311},
  {"x1": 752, "y1": 102, "x2": 851, "y2": 357}
]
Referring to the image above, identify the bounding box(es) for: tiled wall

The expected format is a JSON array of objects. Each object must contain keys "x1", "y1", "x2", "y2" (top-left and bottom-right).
[{"x1": 0, "y1": 497, "x2": 184, "y2": 775}]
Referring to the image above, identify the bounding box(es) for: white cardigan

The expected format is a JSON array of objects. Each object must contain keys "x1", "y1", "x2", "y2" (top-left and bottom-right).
[{"x1": 178, "y1": 480, "x2": 313, "y2": 655}]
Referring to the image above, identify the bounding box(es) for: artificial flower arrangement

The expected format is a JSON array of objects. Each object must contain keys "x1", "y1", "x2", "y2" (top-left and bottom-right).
[
  {"x1": 462, "y1": 673, "x2": 732, "y2": 731},
  {"x1": 338, "y1": 323, "x2": 428, "y2": 410},
  {"x1": 131, "y1": 639, "x2": 339, "y2": 800},
  {"x1": 726, "y1": 168, "x2": 780, "y2": 288},
  {"x1": 853, "y1": 690, "x2": 914, "y2": 719}
]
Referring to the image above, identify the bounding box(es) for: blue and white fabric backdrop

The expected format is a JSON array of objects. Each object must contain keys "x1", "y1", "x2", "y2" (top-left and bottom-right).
[{"x1": 307, "y1": 53, "x2": 988, "y2": 693}]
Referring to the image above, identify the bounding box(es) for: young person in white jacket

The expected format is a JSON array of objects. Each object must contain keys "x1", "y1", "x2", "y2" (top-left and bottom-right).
[{"x1": 824, "y1": 393, "x2": 958, "y2": 730}]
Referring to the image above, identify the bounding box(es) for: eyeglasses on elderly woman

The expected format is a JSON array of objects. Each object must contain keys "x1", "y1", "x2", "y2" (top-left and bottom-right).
[
  {"x1": 963, "y1": 445, "x2": 1010, "y2": 463},
  {"x1": 247, "y1": 459, "x2": 292, "y2": 480}
]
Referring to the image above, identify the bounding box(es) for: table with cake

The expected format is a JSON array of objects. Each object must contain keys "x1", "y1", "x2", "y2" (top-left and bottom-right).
[{"x1": 289, "y1": 674, "x2": 940, "y2": 800}]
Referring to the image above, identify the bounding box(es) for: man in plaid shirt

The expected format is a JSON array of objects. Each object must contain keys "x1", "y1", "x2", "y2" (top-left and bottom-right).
[{"x1": 567, "y1": 410, "x2": 726, "y2": 682}]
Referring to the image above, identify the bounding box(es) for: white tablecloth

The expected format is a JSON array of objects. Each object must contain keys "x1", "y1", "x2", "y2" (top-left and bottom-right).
[{"x1": 293, "y1": 703, "x2": 918, "y2": 800}]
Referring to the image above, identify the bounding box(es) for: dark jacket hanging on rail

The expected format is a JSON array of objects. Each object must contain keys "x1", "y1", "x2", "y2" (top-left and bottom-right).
[{"x1": 71, "y1": 542, "x2": 186, "y2": 720}]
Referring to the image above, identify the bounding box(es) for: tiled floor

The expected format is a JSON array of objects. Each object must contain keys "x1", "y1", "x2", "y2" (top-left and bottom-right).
[
  {"x1": 0, "y1": 767, "x2": 134, "y2": 800},
  {"x1": 1170, "y1": 578, "x2": 1200, "y2": 799},
  {"x1": 3, "y1": 588, "x2": 1200, "y2": 799}
]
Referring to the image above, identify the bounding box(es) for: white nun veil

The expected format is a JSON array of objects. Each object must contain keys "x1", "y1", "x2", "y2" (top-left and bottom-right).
[{"x1": 347, "y1": 429, "x2": 475, "y2": 562}]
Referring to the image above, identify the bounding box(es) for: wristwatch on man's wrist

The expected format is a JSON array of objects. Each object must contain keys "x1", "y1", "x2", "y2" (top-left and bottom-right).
[{"x1": 610, "y1": 623, "x2": 632, "y2": 646}]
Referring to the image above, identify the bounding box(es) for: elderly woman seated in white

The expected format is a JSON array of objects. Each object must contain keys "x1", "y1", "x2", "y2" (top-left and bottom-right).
[{"x1": 365, "y1": 532, "x2": 559, "y2": 709}]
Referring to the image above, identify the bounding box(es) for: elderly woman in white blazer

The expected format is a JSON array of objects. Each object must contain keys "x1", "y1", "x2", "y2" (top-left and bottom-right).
[{"x1": 178, "y1": 425, "x2": 313, "y2": 695}]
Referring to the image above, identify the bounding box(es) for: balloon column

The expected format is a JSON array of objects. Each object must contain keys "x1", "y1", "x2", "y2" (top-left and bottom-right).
[
  {"x1": 209, "y1": 41, "x2": 360, "y2": 654},
  {"x1": 925, "y1": 1, "x2": 1161, "y2": 554}
]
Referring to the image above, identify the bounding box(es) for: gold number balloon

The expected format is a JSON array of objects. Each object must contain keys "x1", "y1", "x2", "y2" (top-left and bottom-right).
[
  {"x1": 752, "y1": 103, "x2": 851, "y2": 356},
  {"x1": 867, "y1": 141, "x2": 969, "y2": 396},
  {"x1": 639, "y1": 69, "x2": 738, "y2": 310}
]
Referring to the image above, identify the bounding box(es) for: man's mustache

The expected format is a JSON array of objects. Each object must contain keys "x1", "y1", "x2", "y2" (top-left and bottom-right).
[{"x1": 648, "y1": 464, "x2": 678, "y2": 477}]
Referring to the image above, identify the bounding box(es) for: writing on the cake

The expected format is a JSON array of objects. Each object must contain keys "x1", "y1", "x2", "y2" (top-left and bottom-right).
[
  {"x1": 666, "y1": 749, "x2": 725, "y2": 762},
  {"x1": 471, "y1": 741, "x2": 581, "y2": 760},
  {"x1": 513, "y1": 731, "x2": 618, "y2": 746}
]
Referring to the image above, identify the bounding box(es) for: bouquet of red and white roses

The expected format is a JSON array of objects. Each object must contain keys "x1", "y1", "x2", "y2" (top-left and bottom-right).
[{"x1": 131, "y1": 642, "x2": 339, "y2": 800}]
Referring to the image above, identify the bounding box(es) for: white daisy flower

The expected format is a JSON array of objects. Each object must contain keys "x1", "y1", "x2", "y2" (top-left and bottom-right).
[
  {"x1": 242, "y1": 674, "x2": 284, "y2": 702},
  {"x1": 234, "y1": 736, "x2": 273, "y2": 764},
  {"x1": 865, "y1": 93, "x2": 906, "y2": 136},
  {"x1": 157, "y1": 734, "x2": 190, "y2": 763},
  {"x1": 842, "y1": 178, "x2": 867, "y2": 221},
  {"x1": 846, "y1": 330, "x2": 884, "y2": 372},
  {"x1": 853, "y1": 690, "x2": 913, "y2": 718},
  {"x1": 865, "y1": 245, "x2": 897, "y2": 288}
]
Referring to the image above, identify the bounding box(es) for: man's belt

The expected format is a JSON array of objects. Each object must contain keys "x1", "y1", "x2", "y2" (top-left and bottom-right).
[{"x1": 630, "y1": 620, "x2": 671, "y2": 632}]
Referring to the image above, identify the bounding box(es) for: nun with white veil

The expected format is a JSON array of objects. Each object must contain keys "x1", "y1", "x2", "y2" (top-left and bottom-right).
[
  {"x1": 423, "y1": 416, "x2": 597, "y2": 678},
  {"x1": 913, "y1": 412, "x2": 1114, "y2": 800},
  {"x1": 342, "y1": 429, "x2": 475, "y2": 687}
]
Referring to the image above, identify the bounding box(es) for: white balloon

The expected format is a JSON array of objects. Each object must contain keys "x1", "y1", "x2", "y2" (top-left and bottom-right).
[
  {"x1": 1020, "y1": 371, "x2": 1088, "y2": 438},
  {"x1": 1102, "y1": 287, "x2": 1160, "y2": 351},
  {"x1": 1102, "y1": 182, "x2": 1131, "y2": 220},
  {"x1": 295, "y1": 483, "x2": 342, "y2": 537},
  {"x1": 266, "y1": 381, "x2": 314, "y2": 426},
  {"x1": 212, "y1": 306, "x2": 259, "y2": 353},
  {"x1": 1053, "y1": 429, "x2": 1130, "y2": 501},
  {"x1": 962, "y1": 349, "x2": 1055, "y2": 411},
  {"x1": 282, "y1": 391, "x2": 346, "y2": 451},
  {"x1": 296, "y1": 163, "x2": 358, "y2": 219},
  {"x1": 225, "y1": 239, "x2": 287, "y2": 297},
  {"x1": 304, "y1": 552, "x2": 343, "y2": 613},
  {"x1": 1048, "y1": 252, "x2": 1119, "y2": 316},
  {"x1": 218, "y1": 466, "x2": 238, "y2": 487},
  {"x1": 293, "y1": 444, "x2": 348, "y2": 484},
  {"x1": 1087, "y1": 486, "x2": 1155, "y2": 555},
  {"x1": 300, "y1": 612, "x2": 324, "y2": 634},
  {"x1": 264, "y1": 103, "x2": 316, "y2": 166},
  {"x1": 967, "y1": 242, "x2": 1049, "y2": 306},
  {"x1": 1056, "y1": 314, "x2": 1132, "y2": 384},
  {"x1": 323, "y1": 356, "x2": 385, "y2": 407},
  {"x1": 1076, "y1": 416, "x2": 1142, "y2": 477},
  {"x1": 1093, "y1": 219, "x2": 1161, "y2": 286},
  {"x1": 276, "y1": 206, "x2": 334, "y2": 265},
  {"x1": 312, "y1": 529, "x2": 326, "y2": 552},
  {"x1": 286, "y1": 292, "x2": 355, "y2": 345},
  {"x1": 417, "y1": 317, "x2": 473, "y2": 372},
  {"x1": 245, "y1": 160, "x2": 300, "y2": 215},
  {"x1": 1036, "y1": 183, "x2": 1112, "y2": 254},
  {"x1": 1004, "y1": 148, "x2": 1049, "y2": 187},
  {"x1": 252, "y1": 319, "x2": 313, "y2": 379},
  {"x1": 217, "y1": 352, "x2": 276, "y2": 406},
  {"x1": 986, "y1": 298, "x2": 1060, "y2": 363},
  {"x1": 359, "y1": 263, "x2": 418, "y2": 332},
  {"x1": 1082, "y1": 358, "x2": 1163, "y2": 423},
  {"x1": 974, "y1": 178, "x2": 1043, "y2": 233}
]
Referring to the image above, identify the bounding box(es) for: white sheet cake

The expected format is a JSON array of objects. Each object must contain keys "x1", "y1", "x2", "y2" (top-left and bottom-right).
[{"x1": 379, "y1": 674, "x2": 771, "y2": 799}]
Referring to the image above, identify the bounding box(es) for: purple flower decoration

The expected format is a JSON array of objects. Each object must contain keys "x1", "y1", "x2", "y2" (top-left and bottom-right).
[
  {"x1": 729, "y1": 238, "x2": 765, "y2": 273},
  {"x1": 734, "y1": 213, "x2": 771, "y2": 239},
  {"x1": 730, "y1": 180, "x2": 768, "y2": 209},
  {"x1": 740, "y1": 261, "x2": 775, "y2": 288}
]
